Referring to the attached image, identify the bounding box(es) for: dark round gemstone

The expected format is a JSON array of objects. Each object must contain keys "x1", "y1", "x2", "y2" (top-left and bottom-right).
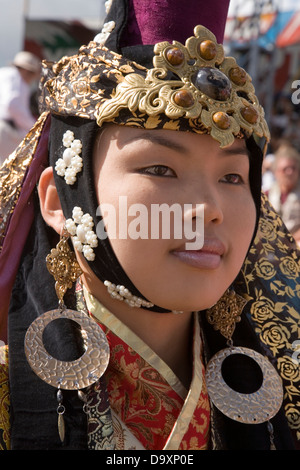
[{"x1": 191, "y1": 67, "x2": 232, "y2": 101}]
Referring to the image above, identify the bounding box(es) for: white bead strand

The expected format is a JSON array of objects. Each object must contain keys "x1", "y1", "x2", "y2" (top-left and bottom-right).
[
  {"x1": 65, "y1": 207, "x2": 98, "y2": 261},
  {"x1": 55, "y1": 131, "x2": 83, "y2": 185},
  {"x1": 104, "y1": 280, "x2": 154, "y2": 308}
]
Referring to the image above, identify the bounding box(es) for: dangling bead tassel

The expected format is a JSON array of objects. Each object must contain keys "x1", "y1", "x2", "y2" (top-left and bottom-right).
[
  {"x1": 57, "y1": 388, "x2": 66, "y2": 443},
  {"x1": 78, "y1": 389, "x2": 89, "y2": 416},
  {"x1": 267, "y1": 421, "x2": 277, "y2": 450}
]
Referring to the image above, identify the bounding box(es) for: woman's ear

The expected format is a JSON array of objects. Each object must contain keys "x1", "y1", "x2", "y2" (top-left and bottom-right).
[{"x1": 38, "y1": 167, "x2": 65, "y2": 234}]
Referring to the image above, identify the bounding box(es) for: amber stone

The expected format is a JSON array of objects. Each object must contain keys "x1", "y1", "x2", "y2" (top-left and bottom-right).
[
  {"x1": 192, "y1": 67, "x2": 231, "y2": 101},
  {"x1": 174, "y1": 89, "x2": 194, "y2": 108},
  {"x1": 241, "y1": 105, "x2": 258, "y2": 124},
  {"x1": 213, "y1": 112, "x2": 231, "y2": 129},
  {"x1": 199, "y1": 40, "x2": 217, "y2": 60},
  {"x1": 166, "y1": 47, "x2": 185, "y2": 66},
  {"x1": 229, "y1": 67, "x2": 247, "y2": 86}
]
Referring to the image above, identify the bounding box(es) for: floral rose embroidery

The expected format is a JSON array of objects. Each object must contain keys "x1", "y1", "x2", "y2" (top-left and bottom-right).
[
  {"x1": 258, "y1": 218, "x2": 277, "y2": 242},
  {"x1": 277, "y1": 356, "x2": 300, "y2": 383},
  {"x1": 279, "y1": 257, "x2": 299, "y2": 280},
  {"x1": 255, "y1": 258, "x2": 277, "y2": 280},
  {"x1": 285, "y1": 403, "x2": 300, "y2": 432},
  {"x1": 260, "y1": 322, "x2": 291, "y2": 354},
  {"x1": 250, "y1": 299, "x2": 275, "y2": 324}
]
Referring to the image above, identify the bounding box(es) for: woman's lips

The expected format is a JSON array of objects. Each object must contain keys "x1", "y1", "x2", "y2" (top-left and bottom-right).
[{"x1": 171, "y1": 239, "x2": 225, "y2": 269}]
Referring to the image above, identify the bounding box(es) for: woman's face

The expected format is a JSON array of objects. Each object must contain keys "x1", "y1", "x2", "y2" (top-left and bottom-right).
[{"x1": 93, "y1": 125, "x2": 256, "y2": 311}]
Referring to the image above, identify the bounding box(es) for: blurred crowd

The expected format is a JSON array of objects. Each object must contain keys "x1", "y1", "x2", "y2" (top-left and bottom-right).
[{"x1": 263, "y1": 95, "x2": 300, "y2": 248}]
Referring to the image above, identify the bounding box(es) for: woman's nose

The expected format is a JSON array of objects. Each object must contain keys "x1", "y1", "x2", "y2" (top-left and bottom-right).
[
  {"x1": 184, "y1": 184, "x2": 224, "y2": 226},
  {"x1": 203, "y1": 194, "x2": 224, "y2": 225}
]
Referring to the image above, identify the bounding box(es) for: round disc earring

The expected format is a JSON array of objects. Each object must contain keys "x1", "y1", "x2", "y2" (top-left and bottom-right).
[
  {"x1": 25, "y1": 308, "x2": 110, "y2": 390},
  {"x1": 205, "y1": 289, "x2": 284, "y2": 427},
  {"x1": 205, "y1": 345, "x2": 283, "y2": 424},
  {"x1": 24, "y1": 229, "x2": 110, "y2": 442}
]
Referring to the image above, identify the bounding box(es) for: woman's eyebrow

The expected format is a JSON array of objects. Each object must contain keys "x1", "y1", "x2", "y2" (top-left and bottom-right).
[
  {"x1": 221, "y1": 146, "x2": 249, "y2": 156},
  {"x1": 123, "y1": 132, "x2": 189, "y2": 154},
  {"x1": 123, "y1": 132, "x2": 249, "y2": 156}
]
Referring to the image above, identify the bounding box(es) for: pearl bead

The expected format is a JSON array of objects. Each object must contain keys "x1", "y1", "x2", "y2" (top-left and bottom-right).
[
  {"x1": 63, "y1": 148, "x2": 75, "y2": 166},
  {"x1": 57, "y1": 131, "x2": 83, "y2": 184},
  {"x1": 103, "y1": 280, "x2": 154, "y2": 308},
  {"x1": 76, "y1": 224, "x2": 86, "y2": 243}
]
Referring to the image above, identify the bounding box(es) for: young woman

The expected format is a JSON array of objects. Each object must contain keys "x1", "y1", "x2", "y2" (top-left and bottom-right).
[{"x1": 0, "y1": 0, "x2": 299, "y2": 450}]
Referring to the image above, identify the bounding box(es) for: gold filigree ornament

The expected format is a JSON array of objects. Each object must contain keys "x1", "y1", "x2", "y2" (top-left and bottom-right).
[
  {"x1": 95, "y1": 25, "x2": 270, "y2": 149},
  {"x1": 205, "y1": 289, "x2": 283, "y2": 447},
  {"x1": 45, "y1": 231, "x2": 83, "y2": 304},
  {"x1": 24, "y1": 230, "x2": 110, "y2": 443}
]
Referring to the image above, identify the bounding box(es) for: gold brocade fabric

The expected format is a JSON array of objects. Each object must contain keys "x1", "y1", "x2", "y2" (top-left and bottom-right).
[
  {"x1": 0, "y1": 112, "x2": 49, "y2": 252},
  {"x1": 234, "y1": 193, "x2": 300, "y2": 442},
  {"x1": 0, "y1": 346, "x2": 10, "y2": 450}
]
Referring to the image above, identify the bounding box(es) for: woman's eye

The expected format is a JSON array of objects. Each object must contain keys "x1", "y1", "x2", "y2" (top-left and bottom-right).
[
  {"x1": 221, "y1": 173, "x2": 244, "y2": 184},
  {"x1": 140, "y1": 165, "x2": 176, "y2": 177}
]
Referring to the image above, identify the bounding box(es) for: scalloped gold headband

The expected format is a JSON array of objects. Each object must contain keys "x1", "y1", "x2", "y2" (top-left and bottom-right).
[
  {"x1": 42, "y1": 25, "x2": 270, "y2": 149},
  {"x1": 95, "y1": 25, "x2": 270, "y2": 148}
]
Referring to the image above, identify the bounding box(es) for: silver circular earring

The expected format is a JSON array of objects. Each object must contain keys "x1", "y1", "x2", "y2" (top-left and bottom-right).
[
  {"x1": 205, "y1": 289, "x2": 283, "y2": 430},
  {"x1": 24, "y1": 229, "x2": 110, "y2": 442},
  {"x1": 205, "y1": 345, "x2": 283, "y2": 424},
  {"x1": 25, "y1": 308, "x2": 110, "y2": 390}
]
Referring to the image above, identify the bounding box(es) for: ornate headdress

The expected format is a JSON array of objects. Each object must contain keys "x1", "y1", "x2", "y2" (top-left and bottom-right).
[{"x1": 40, "y1": 8, "x2": 269, "y2": 150}]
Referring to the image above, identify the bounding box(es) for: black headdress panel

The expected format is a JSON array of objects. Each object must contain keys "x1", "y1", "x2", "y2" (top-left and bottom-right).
[{"x1": 49, "y1": 114, "x2": 169, "y2": 312}]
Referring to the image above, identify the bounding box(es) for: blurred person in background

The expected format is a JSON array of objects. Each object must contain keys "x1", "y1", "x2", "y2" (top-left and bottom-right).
[
  {"x1": 267, "y1": 144, "x2": 300, "y2": 237},
  {"x1": 262, "y1": 153, "x2": 275, "y2": 192},
  {"x1": 0, "y1": 51, "x2": 41, "y2": 165}
]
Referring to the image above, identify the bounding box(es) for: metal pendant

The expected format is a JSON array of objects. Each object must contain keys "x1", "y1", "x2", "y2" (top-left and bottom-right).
[
  {"x1": 24, "y1": 308, "x2": 110, "y2": 390},
  {"x1": 205, "y1": 346, "x2": 283, "y2": 424}
]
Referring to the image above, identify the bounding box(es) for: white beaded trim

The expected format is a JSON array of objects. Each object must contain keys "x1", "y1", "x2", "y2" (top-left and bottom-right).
[
  {"x1": 94, "y1": 20, "x2": 116, "y2": 45},
  {"x1": 65, "y1": 207, "x2": 98, "y2": 261},
  {"x1": 104, "y1": 0, "x2": 113, "y2": 13},
  {"x1": 55, "y1": 131, "x2": 83, "y2": 185},
  {"x1": 104, "y1": 280, "x2": 154, "y2": 308}
]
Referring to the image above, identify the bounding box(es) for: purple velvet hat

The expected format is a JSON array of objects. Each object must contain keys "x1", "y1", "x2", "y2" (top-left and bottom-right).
[
  {"x1": 103, "y1": 0, "x2": 230, "y2": 55},
  {"x1": 121, "y1": 0, "x2": 230, "y2": 45}
]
